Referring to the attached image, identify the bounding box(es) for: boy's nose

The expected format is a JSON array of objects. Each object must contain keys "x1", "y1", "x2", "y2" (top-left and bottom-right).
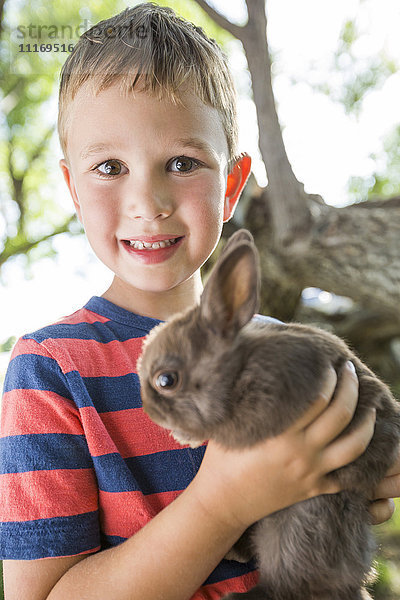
[{"x1": 123, "y1": 176, "x2": 173, "y2": 221}]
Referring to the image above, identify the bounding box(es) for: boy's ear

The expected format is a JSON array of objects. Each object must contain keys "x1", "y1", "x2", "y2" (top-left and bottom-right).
[
  {"x1": 223, "y1": 154, "x2": 252, "y2": 222},
  {"x1": 200, "y1": 239, "x2": 260, "y2": 337},
  {"x1": 59, "y1": 159, "x2": 83, "y2": 223}
]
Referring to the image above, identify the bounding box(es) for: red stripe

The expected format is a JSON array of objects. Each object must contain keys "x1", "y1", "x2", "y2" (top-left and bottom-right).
[
  {"x1": 11, "y1": 338, "x2": 52, "y2": 360},
  {"x1": 79, "y1": 406, "x2": 119, "y2": 456},
  {"x1": 55, "y1": 308, "x2": 110, "y2": 325},
  {"x1": 1, "y1": 390, "x2": 82, "y2": 437},
  {"x1": 99, "y1": 489, "x2": 181, "y2": 537},
  {"x1": 0, "y1": 469, "x2": 98, "y2": 521},
  {"x1": 145, "y1": 490, "x2": 183, "y2": 517},
  {"x1": 10, "y1": 308, "x2": 111, "y2": 359},
  {"x1": 98, "y1": 408, "x2": 186, "y2": 457},
  {"x1": 82, "y1": 405, "x2": 194, "y2": 458},
  {"x1": 44, "y1": 337, "x2": 146, "y2": 377},
  {"x1": 195, "y1": 571, "x2": 259, "y2": 599}
]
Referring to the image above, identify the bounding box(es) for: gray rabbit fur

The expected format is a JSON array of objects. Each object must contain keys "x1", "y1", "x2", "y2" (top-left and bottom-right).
[{"x1": 138, "y1": 229, "x2": 400, "y2": 600}]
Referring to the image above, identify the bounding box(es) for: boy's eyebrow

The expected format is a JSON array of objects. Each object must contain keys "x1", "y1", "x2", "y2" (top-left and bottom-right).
[
  {"x1": 175, "y1": 137, "x2": 215, "y2": 154},
  {"x1": 80, "y1": 143, "x2": 118, "y2": 160}
]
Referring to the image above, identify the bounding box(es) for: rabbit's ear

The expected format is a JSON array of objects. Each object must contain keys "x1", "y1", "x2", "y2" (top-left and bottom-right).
[
  {"x1": 201, "y1": 240, "x2": 260, "y2": 337},
  {"x1": 219, "y1": 229, "x2": 254, "y2": 259}
]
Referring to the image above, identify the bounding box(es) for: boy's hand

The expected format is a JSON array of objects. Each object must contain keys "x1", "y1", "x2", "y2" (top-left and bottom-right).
[
  {"x1": 369, "y1": 446, "x2": 400, "y2": 525},
  {"x1": 193, "y1": 362, "x2": 376, "y2": 530}
]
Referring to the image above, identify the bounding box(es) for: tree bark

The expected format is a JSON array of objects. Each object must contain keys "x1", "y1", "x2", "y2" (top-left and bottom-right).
[{"x1": 294, "y1": 201, "x2": 400, "y2": 317}]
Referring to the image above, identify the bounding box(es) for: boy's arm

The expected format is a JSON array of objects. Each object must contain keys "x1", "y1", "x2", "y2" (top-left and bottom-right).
[
  {"x1": 6, "y1": 478, "x2": 247, "y2": 600},
  {"x1": 4, "y1": 365, "x2": 376, "y2": 600}
]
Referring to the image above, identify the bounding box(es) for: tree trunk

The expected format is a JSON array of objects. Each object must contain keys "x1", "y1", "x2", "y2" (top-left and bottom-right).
[{"x1": 241, "y1": 0, "x2": 312, "y2": 247}]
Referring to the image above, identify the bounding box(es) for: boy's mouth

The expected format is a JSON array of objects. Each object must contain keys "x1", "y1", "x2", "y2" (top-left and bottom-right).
[{"x1": 122, "y1": 236, "x2": 184, "y2": 250}]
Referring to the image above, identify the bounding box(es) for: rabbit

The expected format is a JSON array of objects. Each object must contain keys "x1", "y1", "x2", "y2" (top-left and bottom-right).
[{"x1": 137, "y1": 228, "x2": 400, "y2": 600}]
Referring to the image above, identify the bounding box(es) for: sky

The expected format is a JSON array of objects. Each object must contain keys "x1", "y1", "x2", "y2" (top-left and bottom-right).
[{"x1": 1, "y1": 0, "x2": 400, "y2": 369}]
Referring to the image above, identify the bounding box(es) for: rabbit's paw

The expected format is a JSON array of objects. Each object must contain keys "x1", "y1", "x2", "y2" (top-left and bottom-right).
[
  {"x1": 170, "y1": 430, "x2": 203, "y2": 448},
  {"x1": 359, "y1": 589, "x2": 373, "y2": 600},
  {"x1": 225, "y1": 526, "x2": 255, "y2": 563},
  {"x1": 224, "y1": 547, "x2": 253, "y2": 562},
  {"x1": 312, "y1": 588, "x2": 372, "y2": 600},
  {"x1": 331, "y1": 588, "x2": 373, "y2": 600},
  {"x1": 222, "y1": 585, "x2": 271, "y2": 600}
]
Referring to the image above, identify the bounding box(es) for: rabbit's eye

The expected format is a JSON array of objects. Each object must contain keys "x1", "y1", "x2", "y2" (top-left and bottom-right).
[{"x1": 154, "y1": 371, "x2": 180, "y2": 391}]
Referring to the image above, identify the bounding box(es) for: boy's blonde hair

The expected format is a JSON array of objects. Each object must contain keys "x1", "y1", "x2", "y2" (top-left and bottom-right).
[{"x1": 58, "y1": 3, "x2": 238, "y2": 163}]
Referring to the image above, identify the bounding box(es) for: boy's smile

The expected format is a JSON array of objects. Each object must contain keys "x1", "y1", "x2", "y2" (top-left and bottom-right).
[
  {"x1": 121, "y1": 235, "x2": 185, "y2": 265},
  {"x1": 60, "y1": 83, "x2": 249, "y2": 319}
]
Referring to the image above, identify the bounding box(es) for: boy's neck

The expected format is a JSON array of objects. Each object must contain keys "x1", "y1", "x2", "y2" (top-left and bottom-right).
[{"x1": 101, "y1": 273, "x2": 203, "y2": 321}]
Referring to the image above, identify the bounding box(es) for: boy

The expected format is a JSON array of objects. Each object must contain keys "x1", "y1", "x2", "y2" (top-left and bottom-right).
[{"x1": 1, "y1": 4, "x2": 399, "y2": 599}]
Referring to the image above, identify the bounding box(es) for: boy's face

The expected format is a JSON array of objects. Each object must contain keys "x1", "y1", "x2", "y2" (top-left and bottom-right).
[{"x1": 60, "y1": 82, "x2": 248, "y2": 312}]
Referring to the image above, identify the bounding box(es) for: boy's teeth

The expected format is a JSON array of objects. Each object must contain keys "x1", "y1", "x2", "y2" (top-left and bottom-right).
[{"x1": 129, "y1": 238, "x2": 178, "y2": 249}]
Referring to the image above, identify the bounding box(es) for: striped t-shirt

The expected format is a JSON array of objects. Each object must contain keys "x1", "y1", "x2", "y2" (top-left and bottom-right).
[{"x1": 0, "y1": 296, "x2": 258, "y2": 598}]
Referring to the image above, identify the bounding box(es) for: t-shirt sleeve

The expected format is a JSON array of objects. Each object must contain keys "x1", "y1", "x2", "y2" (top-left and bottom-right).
[{"x1": 0, "y1": 337, "x2": 100, "y2": 559}]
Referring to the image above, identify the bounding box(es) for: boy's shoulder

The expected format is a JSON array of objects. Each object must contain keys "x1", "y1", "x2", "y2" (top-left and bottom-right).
[
  {"x1": 11, "y1": 297, "x2": 162, "y2": 370},
  {"x1": 20, "y1": 302, "x2": 109, "y2": 345},
  {"x1": 20, "y1": 297, "x2": 161, "y2": 344},
  {"x1": 252, "y1": 314, "x2": 283, "y2": 326}
]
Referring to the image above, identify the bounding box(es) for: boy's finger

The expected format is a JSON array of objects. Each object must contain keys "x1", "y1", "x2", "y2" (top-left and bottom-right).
[
  {"x1": 323, "y1": 407, "x2": 376, "y2": 473},
  {"x1": 369, "y1": 498, "x2": 395, "y2": 525},
  {"x1": 384, "y1": 445, "x2": 400, "y2": 477},
  {"x1": 372, "y1": 473, "x2": 400, "y2": 501},
  {"x1": 290, "y1": 367, "x2": 337, "y2": 432},
  {"x1": 305, "y1": 362, "x2": 359, "y2": 447}
]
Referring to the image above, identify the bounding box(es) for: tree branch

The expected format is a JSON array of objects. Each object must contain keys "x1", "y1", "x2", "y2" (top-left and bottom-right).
[
  {"x1": 190, "y1": 0, "x2": 245, "y2": 40},
  {"x1": 0, "y1": 0, "x2": 6, "y2": 37},
  {"x1": 29, "y1": 125, "x2": 56, "y2": 165},
  {"x1": 8, "y1": 125, "x2": 57, "y2": 232},
  {"x1": 0, "y1": 215, "x2": 79, "y2": 271},
  {"x1": 350, "y1": 196, "x2": 400, "y2": 210},
  {"x1": 1, "y1": 77, "x2": 26, "y2": 105},
  {"x1": 7, "y1": 144, "x2": 24, "y2": 226}
]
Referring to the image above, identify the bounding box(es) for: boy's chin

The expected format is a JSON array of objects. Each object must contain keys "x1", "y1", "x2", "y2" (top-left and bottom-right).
[{"x1": 109, "y1": 272, "x2": 199, "y2": 297}]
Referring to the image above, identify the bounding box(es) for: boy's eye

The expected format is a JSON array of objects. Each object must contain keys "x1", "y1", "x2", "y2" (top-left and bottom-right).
[
  {"x1": 95, "y1": 160, "x2": 124, "y2": 177},
  {"x1": 168, "y1": 156, "x2": 201, "y2": 174}
]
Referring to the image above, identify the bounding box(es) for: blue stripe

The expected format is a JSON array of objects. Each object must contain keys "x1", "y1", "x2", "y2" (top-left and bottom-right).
[
  {"x1": 0, "y1": 511, "x2": 100, "y2": 560},
  {"x1": 204, "y1": 558, "x2": 257, "y2": 586},
  {"x1": 126, "y1": 447, "x2": 206, "y2": 495},
  {"x1": 94, "y1": 446, "x2": 206, "y2": 494},
  {"x1": 3, "y1": 354, "x2": 71, "y2": 397},
  {"x1": 85, "y1": 296, "x2": 162, "y2": 331},
  {"x1": 23, "y1": 319, "x2": 147, "y2": 344},
  {"x1": 93, "y1": 453, "x2": 141, "y2": 493},
  {"x1": 0, "y1": 434, "x2": 92, "y2": 474},
  {"x1": 67, "y1": 371, "x2": 142, "y2": 411},
  {"x1": 101, "y1": 533, "x2": 126, "y2": 548}
]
